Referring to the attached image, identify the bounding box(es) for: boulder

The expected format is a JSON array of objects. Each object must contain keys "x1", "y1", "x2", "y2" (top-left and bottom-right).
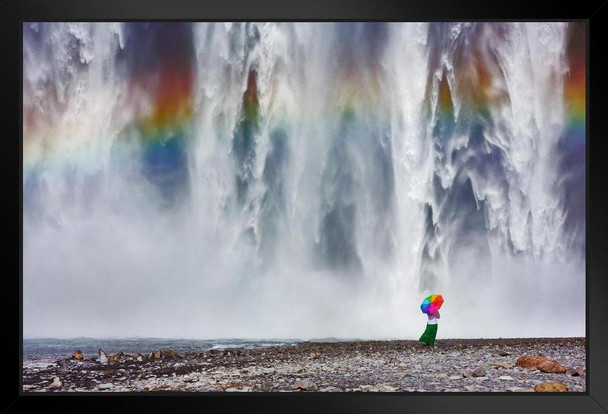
[
  {"x1": 515, "y1": 356, "x2": 546, "y2": 369},
  {"x1": 108, "y1": 354, "x2": 120, "y2": 363},
  {"x1": 161, "y1": 349, "x2": 176, "y2": 358},
  {"x1": 72, "y1": 350, "x2": 84, "y2": 360},
  {"x1": 291, "y1": 379, "x2": 319, "y2": 391},
  {"x1": 538, "y1": 359, "x2": 566, "y2": 374},
  {"x1": 534, "y1": 382, "x2": 568, "y2": 392},
  {"x1": 98, "y1": 349, "x2": 108, "y2": 364}
]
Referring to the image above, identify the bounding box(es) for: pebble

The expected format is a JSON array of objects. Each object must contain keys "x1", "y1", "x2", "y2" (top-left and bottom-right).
[
  {"x1": 98, "y1": 383, "x2": 114, "y2": 390},
  {"x1": 49, "y1": 377, "x2": 62, "y2": 389},
  {"x1": 22, "y1": 338, "x2": 586, "y2": 393}
]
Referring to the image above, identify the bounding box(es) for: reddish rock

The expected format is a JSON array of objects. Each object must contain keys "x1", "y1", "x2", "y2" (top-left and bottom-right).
[
  {"x1": 72, "y1": 350, "x2": 84, "y2": 360},
  {"x1": 516, "y1": 356, "x2": 547, "y2": 369},
  {"x1": 161, "y1": 349, "x2": 176, "y2": 358},
  {"x1": 108, "y1": 352, "x2": 124, "y2": 363},
  {"x1": 538, "y1": 359, "x2": 566, "y2": 374},
  {"x1": 534, "y1": 382, "x2": 568, "y2": 392}
]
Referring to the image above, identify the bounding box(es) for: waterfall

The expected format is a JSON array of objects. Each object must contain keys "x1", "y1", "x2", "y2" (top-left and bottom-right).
[{"x1": 23, "y1": 22, "x2": 586, "y2": 339}]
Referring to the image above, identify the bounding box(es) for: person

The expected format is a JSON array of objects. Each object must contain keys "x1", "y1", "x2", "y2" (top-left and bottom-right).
[{"x1": 419, "y1": 309, "x2": 440, "y2": 346}]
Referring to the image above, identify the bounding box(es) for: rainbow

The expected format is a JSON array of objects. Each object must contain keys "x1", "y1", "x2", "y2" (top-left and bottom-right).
[{"x1": 22, "y1": 23, "x2": 586, "y2": 182}]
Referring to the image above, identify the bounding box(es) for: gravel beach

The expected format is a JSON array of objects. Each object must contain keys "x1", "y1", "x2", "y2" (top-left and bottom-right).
[{"x1": 22, "y1": 337, "x2": 586, "y2": 393}]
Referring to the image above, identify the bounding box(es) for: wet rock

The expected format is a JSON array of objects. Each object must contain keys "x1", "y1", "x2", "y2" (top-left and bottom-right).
[
  {"x1": 72, "y1": 350, "x2": 84, "y2": 360},
  {"x1": 291, "y1": 379, "x2": 318, "y2": 391},
  {"x1": 534, "y1": 382, "x2": 568, "y2": 392},
  {"x1": 537, "y1": 359, "x2": 566, "y2": 374},
  {"x1": 49, "y1": 377, "x2": 62, "y2": 389}
]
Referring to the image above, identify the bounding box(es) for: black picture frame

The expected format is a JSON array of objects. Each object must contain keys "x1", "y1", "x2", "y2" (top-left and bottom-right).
[{"x1": 3, "y1": 0, "x2": 607, "y2": 413}]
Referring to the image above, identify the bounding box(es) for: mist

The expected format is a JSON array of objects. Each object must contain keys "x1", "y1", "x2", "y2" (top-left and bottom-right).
[{"x1": 23, "y1": 22, "x2": 585, "y2": 339}]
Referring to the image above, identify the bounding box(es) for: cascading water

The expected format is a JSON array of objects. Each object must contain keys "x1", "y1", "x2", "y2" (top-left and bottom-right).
[{"x1": 23, "y1": 22, "x2": 586, "y2": 339}]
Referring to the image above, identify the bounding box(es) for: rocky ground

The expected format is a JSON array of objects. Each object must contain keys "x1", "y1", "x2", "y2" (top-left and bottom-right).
[{"x1": 22, "y1": 337, "x2": 586, "y2": 393}]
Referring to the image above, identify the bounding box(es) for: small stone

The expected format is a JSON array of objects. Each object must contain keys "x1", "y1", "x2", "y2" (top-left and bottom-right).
[
  {"x1": 492, "y1": 362, "x2": 511, "y2": 369},
  {"x1": 72, "y1": 350, "x2": 84, "y2": 360},
  {"x1": 470, "y1": 367, "x2": 486, "y2": 377},
  {"x1": 291, "y1": 379, "x2": 319, "y2": 391},
  {"x1": 449, "y1": 376, "x2": 461, "y2": 380},
  {"x1": 507, "y1": 387, "x2": 533, "y2": 392},
  {"x1": 319, "y1": 386, "x2": 342, "y2": 392},
  {"x1": 98, "y1": 383, "x2": 114, "y2": 390},
  {"x1": 499, "y1": 376, "x2": 514, "y2": 381},
  {"x1": 184, "y1": 374, "x2": 199, "y2": 383},
  {"x1": 463, "y1": 385, "x2": 482, "y2": 392},
  {"x1": 49, "y1": 377, "x2": 62, "y2": 389},
  {"x1": 378, "y1": 384, "x2": 397, "y2": 392},
  {"x1": 534, "y1": 382, "x2": 568, "y2": 392},
  {"x1": 572, "y1": 367, "x2": 585, "y2": 377}
]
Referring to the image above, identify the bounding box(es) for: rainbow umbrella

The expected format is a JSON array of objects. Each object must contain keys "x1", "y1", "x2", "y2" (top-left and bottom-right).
[{"x1": 421, "y1": 294, "x2": 444, "y2": 314}]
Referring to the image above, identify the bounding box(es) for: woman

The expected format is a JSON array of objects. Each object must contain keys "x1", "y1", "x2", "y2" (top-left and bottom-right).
[{"x1": 419, "y1": 309, "x2": 440, "y2": 346}]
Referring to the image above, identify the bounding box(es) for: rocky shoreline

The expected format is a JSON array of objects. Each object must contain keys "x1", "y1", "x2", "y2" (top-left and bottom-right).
[{"x1": 22, "y1": 337, "x2": 586, "y2": 393}]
